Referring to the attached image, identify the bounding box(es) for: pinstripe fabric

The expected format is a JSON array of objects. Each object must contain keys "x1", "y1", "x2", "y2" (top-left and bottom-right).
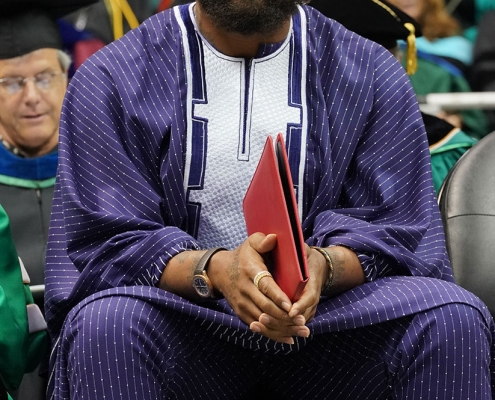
[
  {"x1": 45, "y1": 3, "x2": 495, "y2": 398},
  {"x1": 49, "y1": 286, "x2": 493, "y2": 399}
]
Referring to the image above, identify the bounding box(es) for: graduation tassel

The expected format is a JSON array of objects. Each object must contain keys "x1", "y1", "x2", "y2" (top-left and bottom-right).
[
  {"x1": 370, "y1": 0, "x2": 419, "y2": 75},
  {"x1": 104, "y1": 0, "x2": 139, "y2": 41},
  {"x1": 404, "y1": 22, "x2": 418, "y2": 75}
]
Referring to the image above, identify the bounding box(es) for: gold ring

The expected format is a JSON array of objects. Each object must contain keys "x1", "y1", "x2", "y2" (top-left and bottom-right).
[{"x1": 253, "y1": 271, "x2": 272, "y2": 289}]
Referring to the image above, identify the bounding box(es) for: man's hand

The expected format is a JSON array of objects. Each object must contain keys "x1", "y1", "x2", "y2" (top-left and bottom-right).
[
  {"x1": 209, "y1": 233, "x2": 309, "y2": 344},
  {"x1": 247, "y1": 244, "x2": 326, "y2": 343},
  {"x1": 246, "y1": 244, "x2": 365, "y2": 344},
  {"x1": 161, "y1": 235, "x2": 363, "y2": 345}
]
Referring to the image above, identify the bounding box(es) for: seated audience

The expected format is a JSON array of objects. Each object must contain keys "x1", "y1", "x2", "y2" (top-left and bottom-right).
[
  {"x1": 45, "y1": 1, "x2": 495, "y2": 399},
  {"x1": 311, "y1": 0, "x2": 478, "y2": 192},
  {"x1": 0, "y1": 11, "x2": 69, "y2": 295},
  {"x1": 448, "y1": 0, "x2": 495, "y2": 43},
  {"x1": 0, "y1": 1, "x2": 96, "y2": 308},
  {"x1": 387, "y1": 0, "x2": 490, "y2": 139},
  {"x1": 390, "y1": 0, "x2": 473, "y2": 72},
  {"x1": 423, "y1": 112, "x2": 477, "y2": 192}
]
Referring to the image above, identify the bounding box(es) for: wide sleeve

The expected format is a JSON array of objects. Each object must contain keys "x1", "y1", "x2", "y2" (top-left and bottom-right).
[
  {"x1": 56, "y1": 40, "x2": 196, "y2": 294},
  {"x1": 304, "y1": 45, "x2": 453, "y2": 283}
]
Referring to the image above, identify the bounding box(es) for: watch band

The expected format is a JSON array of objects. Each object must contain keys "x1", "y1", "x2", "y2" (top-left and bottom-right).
[{"x1": 194, "y1": 247, "x2": 228, "y2": 275}]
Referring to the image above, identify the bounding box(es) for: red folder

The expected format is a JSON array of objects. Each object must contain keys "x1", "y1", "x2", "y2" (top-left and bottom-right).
[{"x1": 243, "y1": 133, "x2": 309, "y2": 302}]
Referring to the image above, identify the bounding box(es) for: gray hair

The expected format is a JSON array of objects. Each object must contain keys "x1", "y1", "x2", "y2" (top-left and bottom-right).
[{"x1": 57, "y1": 50, "x2": 72, "y2": 73}]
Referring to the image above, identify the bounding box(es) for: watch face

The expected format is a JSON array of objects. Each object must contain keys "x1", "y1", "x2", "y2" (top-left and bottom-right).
[{"x1": 193, "y1": 275, "x2": 212, "y2": 298}]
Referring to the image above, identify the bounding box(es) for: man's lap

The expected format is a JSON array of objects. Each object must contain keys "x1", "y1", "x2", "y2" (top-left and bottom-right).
[
  {"x1": 48, "y1": 275, "x2": 494, "y2": 357},
  {"x1": 47, "y1": 277, "x2": 495, "y2": 398},
  {"x1": 50, "y1": 300, "x2": 494, "y2": 399}
]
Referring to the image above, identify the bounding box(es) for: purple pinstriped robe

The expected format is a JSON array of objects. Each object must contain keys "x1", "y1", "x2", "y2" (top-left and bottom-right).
[{"x1": 45, "y1": 4, "x2": 493, "y2": 396}]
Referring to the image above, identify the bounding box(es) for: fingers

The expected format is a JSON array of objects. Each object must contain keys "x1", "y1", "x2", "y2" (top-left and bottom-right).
[
  {"x1": 247, "y1": 283, "x2": 316, "y2": 344},
  {"x1": 254, "y1": 271, "x2": 292, "y2": 313},
  {"x1": 289, "y1": 293, "x2": 318, "y2": 319},
  {"x1": 287, "y1": 281, "x2": 320, "y2": 321},
  {"x1": 249, "y1": 232, "x2": 277, "y2": 254},
  {"x1": 248, "y1": 270, "x2": 311, "y2": 344},
  {"x1": 287, "y1": 245, "x2": 327, "y2": 319},
  {"x1": 253, "y1": 271, "x2": 273, "y2": 292},
  {"x1": 229, "y1": 268, "x2": 288, "y2": 324},
  {"x1": 250, "y1": 315, "x2": 310, "y2": 344},
  {"x1": 230, "y1": 233, "x2": 313, "y2": 344}
]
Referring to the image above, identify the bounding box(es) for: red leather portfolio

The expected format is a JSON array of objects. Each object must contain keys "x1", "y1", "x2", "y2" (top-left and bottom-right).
[{"x1": 243, "y1": 134, "x2": 309, "y2": 302}]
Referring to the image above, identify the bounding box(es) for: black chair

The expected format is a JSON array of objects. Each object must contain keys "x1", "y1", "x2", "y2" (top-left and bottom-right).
[{"x1": 438, "y1": 130, "x2": 495, "y2": 316}]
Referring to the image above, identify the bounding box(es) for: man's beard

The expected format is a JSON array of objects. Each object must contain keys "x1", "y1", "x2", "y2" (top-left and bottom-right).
[{"x1": 198, "y1": 0, "x2": 304, "y2": 36}]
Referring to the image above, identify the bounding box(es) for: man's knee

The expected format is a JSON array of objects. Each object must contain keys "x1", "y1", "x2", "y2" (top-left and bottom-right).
[
  {"x1": 394, "y1": 303, "x2": 493, "y2": 397},
  {"x1": 62, "y1": 295, "x2": 165, "y2": 357},
  {"x1": 423, "y1": 302, "x2": 492, "y2": 344},
  {"x1": 59, "y1": 295, "x2": 174, "y2": 396}
]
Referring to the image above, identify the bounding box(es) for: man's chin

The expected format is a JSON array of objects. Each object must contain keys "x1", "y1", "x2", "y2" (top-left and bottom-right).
[
  {"x1": 17, "y1": 130, "x2": 57, "y2": 156},
  {"x1": 200, "y1": 0, "x2": 300, "y2": 36}
]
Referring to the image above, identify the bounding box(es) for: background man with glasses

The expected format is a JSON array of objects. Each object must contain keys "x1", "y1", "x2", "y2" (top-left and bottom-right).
[{"x1": 0, "y1": 9, "x2": 71, "y2": 311}]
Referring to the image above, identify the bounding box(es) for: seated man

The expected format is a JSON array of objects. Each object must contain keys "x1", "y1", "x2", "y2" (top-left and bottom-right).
[
  {"x1": 45, "y1": 1, "x2": 495, "y2": 398},
  {"x1": 0, "y1": 10, "x2": 70, "y2": 294}
]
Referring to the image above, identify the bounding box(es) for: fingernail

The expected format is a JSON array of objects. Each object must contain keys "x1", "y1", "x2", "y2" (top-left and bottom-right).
[
  {"x1": 282, "y1": 302, "x2": 291, "y2": 312},
  {"x1": 294, "y1": 315, "x2": 305, "y2": 325},
  {"x1": 289, "y1": 309, "x2": 299, "y2": 318},
  {"x1": 286, "y1": 338, "x2": 295, "y2": 345},
  {"x1": 298, "y1": 329, "x2": 309, "y2": 338},
  {"x1": 250, "y1": 323, "x2": 261, "y2": 333},
  {"x1": 260, "y1": 315, "x2": 270, "y2": 325}
]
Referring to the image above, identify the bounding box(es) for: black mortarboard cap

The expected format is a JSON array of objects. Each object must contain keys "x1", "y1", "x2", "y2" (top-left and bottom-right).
[
  {"x1": 310, "y1": 0, "x2": 422, "y2": 74},
  {"x1": 0, "y1": 0, "x2": 97, "y2": 59}
]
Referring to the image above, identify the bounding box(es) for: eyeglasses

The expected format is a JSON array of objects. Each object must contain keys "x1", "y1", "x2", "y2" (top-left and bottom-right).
[{"x1": 0, "y1": 71, "x2": 66, "y2": 95}]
